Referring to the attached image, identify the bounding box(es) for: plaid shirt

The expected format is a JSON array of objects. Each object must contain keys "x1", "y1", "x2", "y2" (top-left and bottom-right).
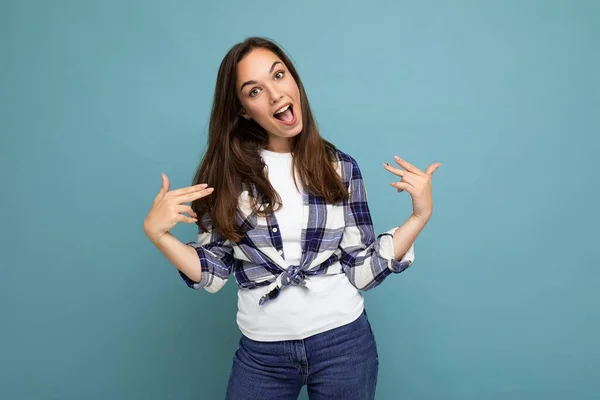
[{"x1": 180, "y1": 149, "x2": 415, "y2": 306}]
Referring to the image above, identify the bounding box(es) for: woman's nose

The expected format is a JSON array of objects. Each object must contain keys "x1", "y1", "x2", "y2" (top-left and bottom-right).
[{"x1": 269, "y1": 90, "x2": 283, "y2": 104}]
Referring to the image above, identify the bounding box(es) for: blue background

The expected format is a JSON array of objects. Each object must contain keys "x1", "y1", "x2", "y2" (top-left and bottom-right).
[{"x1": 1, "y1": 0, "x2": 598, "y2": 399}]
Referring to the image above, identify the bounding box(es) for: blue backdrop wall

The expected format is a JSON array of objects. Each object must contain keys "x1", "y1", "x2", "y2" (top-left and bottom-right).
[{"x1": 1, "y1": 0, "x2": 598, "y2": 398}]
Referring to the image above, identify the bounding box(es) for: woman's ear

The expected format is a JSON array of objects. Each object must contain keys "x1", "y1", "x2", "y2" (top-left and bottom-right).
[{"x1": 240, "y1": 110, "x2": 251, "y2": 120}]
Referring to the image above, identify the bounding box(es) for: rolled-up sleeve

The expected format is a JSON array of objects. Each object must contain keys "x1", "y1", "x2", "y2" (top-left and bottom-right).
[
  {"x1": 377, "y1": 226, "x2": 415, "y2": 272},
  {"x1": 179, "y1": 214, "x2": 238, "y2": 294}
]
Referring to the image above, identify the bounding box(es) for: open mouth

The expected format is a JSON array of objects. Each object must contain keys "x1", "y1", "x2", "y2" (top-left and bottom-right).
[{"x1": 273, "y1": 104, "x2": 296, "y2": 125}]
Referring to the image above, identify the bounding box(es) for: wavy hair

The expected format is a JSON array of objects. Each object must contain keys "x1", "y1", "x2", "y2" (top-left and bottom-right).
[{"x1": 190, "y1": 36, "x2": 349, "y2": 242}]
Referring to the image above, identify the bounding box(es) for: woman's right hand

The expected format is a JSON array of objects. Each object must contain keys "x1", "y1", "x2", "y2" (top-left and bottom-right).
[{"x1": 143, "y1": 173, "x2": 214, "y2": 244}]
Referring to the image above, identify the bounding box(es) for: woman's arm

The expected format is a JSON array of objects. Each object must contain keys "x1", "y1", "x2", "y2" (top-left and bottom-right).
[
  {"x1": 391, "y1": 214, "x2": 429, "y2": 261},
  {"x1": 338, "y1": 155, "x2": 415, "y2": 291},
  {"x1": 145, "y1": 213, "x2": 237, "y2": 293},
  {"x1": 148, "y1": 231, "x2": 202, "y2": 282}
]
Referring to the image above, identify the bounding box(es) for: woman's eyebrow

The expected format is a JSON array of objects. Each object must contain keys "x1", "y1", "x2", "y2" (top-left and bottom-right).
[{"x1": 240, "y1": 61, "x2": 283, "y2": 92}]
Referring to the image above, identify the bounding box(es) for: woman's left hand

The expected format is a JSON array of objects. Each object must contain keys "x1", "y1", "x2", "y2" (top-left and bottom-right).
[{"x1": 384, "y1": 155, "x2": 441, "y2": 220}]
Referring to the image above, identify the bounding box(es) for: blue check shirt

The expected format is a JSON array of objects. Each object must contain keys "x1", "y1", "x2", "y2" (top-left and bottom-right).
[{"x1": 179, "y1": 149, "x2": 415, "y2": 305}]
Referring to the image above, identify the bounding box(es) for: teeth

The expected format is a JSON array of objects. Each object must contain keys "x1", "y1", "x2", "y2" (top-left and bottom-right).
[{"x1": 274, "y1": 104, "x2": 290, "y2": 114}]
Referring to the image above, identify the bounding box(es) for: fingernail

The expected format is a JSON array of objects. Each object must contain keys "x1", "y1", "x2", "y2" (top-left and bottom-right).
[{"x1": 383, "y1": 163, "x2": 389, "y2": 167}]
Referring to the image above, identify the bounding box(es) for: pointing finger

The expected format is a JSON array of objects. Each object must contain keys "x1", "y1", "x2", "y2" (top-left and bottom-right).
[
  {"x1": 383, "y1": 162, "x2": 405, "y2": 177},
  {"x1": 170, "y1": 183, "x2": 209, "y2": 197},
  {"x1": 384, "y1": 163, "x2": 423, "y2": 187},
  {"x1": 394, "y1": 156, "x2": 425, "y2": 176},
  {"x1": 179, "y1": 187, "x2": 214, "y2": 204}
]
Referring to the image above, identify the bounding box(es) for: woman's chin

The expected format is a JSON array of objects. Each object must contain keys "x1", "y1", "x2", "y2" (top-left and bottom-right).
[{"x1": 286, "y1": 124, "x2": 303, "y2": 138}]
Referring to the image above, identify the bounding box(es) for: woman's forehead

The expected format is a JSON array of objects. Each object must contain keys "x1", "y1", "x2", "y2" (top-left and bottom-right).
[{"x1": 237, "y1": 48, "x2": 284, "y2": 80}]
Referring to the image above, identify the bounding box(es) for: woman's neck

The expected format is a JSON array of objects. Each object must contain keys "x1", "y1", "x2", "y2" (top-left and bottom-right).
[{"x1": 266, "y1": 136, "x2": 292, "y2": 153}]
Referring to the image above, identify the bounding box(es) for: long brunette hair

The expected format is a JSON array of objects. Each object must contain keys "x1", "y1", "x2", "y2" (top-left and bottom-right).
[{"x1": 190, "y1": 37, "x2": 349, "y2": 242}]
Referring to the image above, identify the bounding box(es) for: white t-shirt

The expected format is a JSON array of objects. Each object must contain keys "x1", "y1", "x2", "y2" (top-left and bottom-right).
[{"x1": 236, "y1": 148, "x2": 364, "y2": 342}]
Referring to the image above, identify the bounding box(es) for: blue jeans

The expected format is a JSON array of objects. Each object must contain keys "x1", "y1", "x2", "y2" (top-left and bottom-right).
[{"x1": 225, "y1": 309, "x2": 379, "y2": 399}]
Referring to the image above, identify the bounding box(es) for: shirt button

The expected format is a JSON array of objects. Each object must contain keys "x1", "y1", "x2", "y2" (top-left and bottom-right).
[
  {"x1": 272, "y1": 227, "x2": 278, "y2": 233},
  {"x1": 278, "y1": 250, "x2": 283, "y2": 255}
]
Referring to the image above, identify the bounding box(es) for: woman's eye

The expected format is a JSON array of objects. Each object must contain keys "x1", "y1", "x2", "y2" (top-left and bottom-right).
[{"x1": 248, "y1": 72, "x2": 284, "y2": 97}]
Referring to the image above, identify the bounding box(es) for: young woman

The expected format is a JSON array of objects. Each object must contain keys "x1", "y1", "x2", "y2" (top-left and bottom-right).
[{"x1": 143, "y1": 36, "x2": 440, "y2": 400}]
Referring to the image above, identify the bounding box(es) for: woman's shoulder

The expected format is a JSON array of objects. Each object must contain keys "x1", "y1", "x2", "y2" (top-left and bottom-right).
[{"x1": 331, "y1": 147, "x2": 361, "y2": 178}]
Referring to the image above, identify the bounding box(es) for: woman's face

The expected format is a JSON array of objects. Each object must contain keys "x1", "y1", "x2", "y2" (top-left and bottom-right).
[{"x1": 236, "y1": 47, "x2": 303, "y2": 151}]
